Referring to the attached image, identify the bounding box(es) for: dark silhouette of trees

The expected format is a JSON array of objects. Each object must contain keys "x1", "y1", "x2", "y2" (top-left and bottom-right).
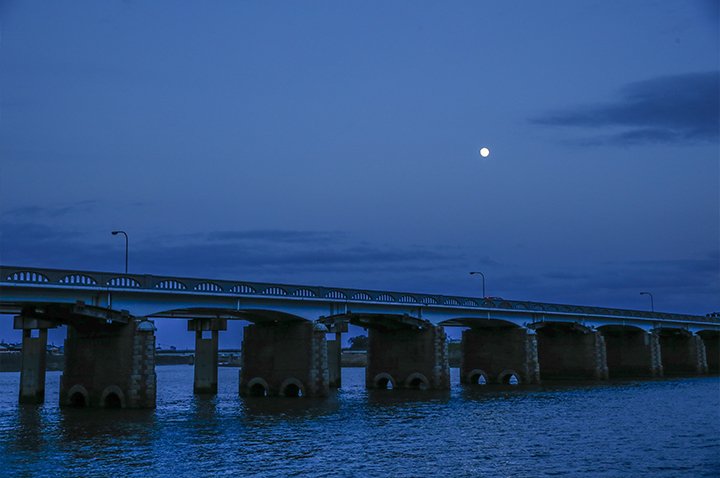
[{"x1": 348, "y1": 335, "x2": 368, "y2": 350}]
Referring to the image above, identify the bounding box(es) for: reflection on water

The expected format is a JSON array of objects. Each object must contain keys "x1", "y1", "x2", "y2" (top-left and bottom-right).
[
  {"x1": 366, "y1": 388, "x2": 451, "y2": 407},
  {"x1": 242, "y1": 395, "x2": 341, "y2": 419},
  {"x1": 13, "y1": 405, "x2": 45, "y2": 454},
  {"x1": 0, "y1": 367, "x2": 718, "y2": 477}
]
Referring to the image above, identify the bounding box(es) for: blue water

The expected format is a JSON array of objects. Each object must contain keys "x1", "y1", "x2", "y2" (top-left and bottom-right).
[{"x1": 1, "y1": 367, "x2": 718, "y2": 477}]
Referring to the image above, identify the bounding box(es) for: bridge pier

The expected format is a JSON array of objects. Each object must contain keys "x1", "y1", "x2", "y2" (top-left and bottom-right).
[
  {"x1": 188, "y1": 318, "x2": 227, "y2": 394},
  {"x1": 460, "y1": 327, "x2": 540, "y2": 385},
  {"x1": 14, "y1": 317, "x2": 54, "y2": 404},
  {"x1": 327, "y1": 337, "x2": 341, "y2": 388},
  {"x1": 657, "y1": 329, "x2": 708, "y2": 375},
  {"x1": 239, "y1": 321, "x2": 329, "y2": 397},
  {"x1": 60, "y1": 319, "x2": 156, "y2": 408},
  {"x1": 366, "y1": 325, "x2": 450, "y2": 390},
  {"x1": 698, "y1": 331, "x2": 719, "y2": 373},
  {"x1": 600, "y1": 327, "x2": 663, "y2": 378},
  {"x1": 535, "y1": 324, "x2": 608, "y2": 380},
  {"x1": 325, "y1": 320, "x2": 347, "y2": 388}
]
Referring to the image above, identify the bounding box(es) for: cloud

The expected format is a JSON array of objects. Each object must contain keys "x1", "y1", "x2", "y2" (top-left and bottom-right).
[
  {"x1": 0, "y1": 223, "x2": 468, "y2": 278},
  {"x1": 1, "y1": 200, "x2": 99, "y2": 219},
  {"x1": 138, "y1": 234, "x2": 463, "y2": 275},
  {"x1": 532, "y1": 71, "x2": 719, "y2": 145},
  {"x1": 539, "y1": 253, "x2": 719, "y2": 295},
  {"x1": 204, "y1": 230, "x2": 343, "y2": 244}
]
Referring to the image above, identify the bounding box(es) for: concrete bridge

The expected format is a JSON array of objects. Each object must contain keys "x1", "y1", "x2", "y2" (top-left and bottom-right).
[{"x1": 1, "y1": 265, "x2": 718, "y2": 408}]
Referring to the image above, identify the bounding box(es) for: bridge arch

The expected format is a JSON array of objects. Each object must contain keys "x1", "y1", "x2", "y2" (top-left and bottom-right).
[
  {"x1": 498, "y1": 369, "x2": 521, "y2": 385},
  {"x1": 596, "y1": 324, "x2": 645, "y2": 334},
  {"x1": 655, "y1": 327, "x2": 705, "y2": 376},
  {"x1": 60, "y1": 274, "x2": 97, "y2": 285},
  {"x1": 279, "y1": 378, "x2": 305, "y2": 398},
  {"x1": 697, "y1": 330, "x2": 720, "y2": 373},
  {"x1": 194, "y1": 282, "x2": 223, "y2": 293},
  {"x1": 533, "y1": 321, "x2": 605, "y2": 380},
  {"x1": 598, "y1": 324, "x2": 661, "y2": 378},
  {"x1": 148, "y1": 307, "x2": 309, "y2": 323},
  {"x1": 154, "y1": 280, "x2": 187, "y2": 290},
  {"x1": 100, "y1": 385, "x2": 126, "y2": 408},
  {"x1": 7, "y1": 270, "x2": 50, "y2": 283},
  {"x1": 66, "y1": 384, "x2": 89, "y2": 408},
  {"x1": 107, "y1": 276, "x2": 141, "y2": 288},
  {"x1": 439, "y1": 317, "x2": 524, "y2": 328},
  {"x1": 372, "y1": 373, "x2": 395, "y2": 390},
  {"x1": 466, "y1": 369, "x2": 488, "y2": 385},
  {"x1": 246, "y1": 377, "x2": 270, "y2": 397},
  {"x1": 404, "y1": 372, "x2": 429, "y2": 390}
]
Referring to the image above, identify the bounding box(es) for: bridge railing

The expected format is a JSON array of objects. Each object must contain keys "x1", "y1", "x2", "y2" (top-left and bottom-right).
[{"x1": 1, "y1": 265, "x2": 718, "y2": 324}]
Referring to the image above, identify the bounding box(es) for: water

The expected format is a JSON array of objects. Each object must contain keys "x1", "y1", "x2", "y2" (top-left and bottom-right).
[{"x1": 1, "y1": 367, "x2": 718, "y2": 477}]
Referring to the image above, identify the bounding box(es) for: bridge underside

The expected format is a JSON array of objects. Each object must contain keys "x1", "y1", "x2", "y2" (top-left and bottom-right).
[
  {"x1": 460, "y1": 325, "x2": 540, "y2": 385},
  {"x1": 239, "y1": 321, "x2": 328, "y2": 398},
  {"x1": 533, "y1": 322, "x2": 608, "y2": 381},
  {"x1": 599, "y1": 326, "x2": 662, "y2": 378},
  {"x1": 698, "y1": 331, "x2": 720, "y2": 373},
  {"x1": 321, "y1": 313, "x2": 450, "y2": 391},
  {"x1": 13, "y1": 306, "x2": 156, "y2": 408},
  {"x1": 150, "y1": 307, "x2": 306, "y2": 324},
  {"x1": 657, "y1": 329, "x2": 707, "y2": 376}
]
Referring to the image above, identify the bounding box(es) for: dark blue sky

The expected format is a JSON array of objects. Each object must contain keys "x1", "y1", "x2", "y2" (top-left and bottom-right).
[{"x1": 1, "y1": 1, "x2": 718, "y2": 347}]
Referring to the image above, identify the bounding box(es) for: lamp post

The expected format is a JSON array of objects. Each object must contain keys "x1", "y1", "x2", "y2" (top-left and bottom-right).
[
  {"x1": 469, "y1": 271, "x2": 486, "y2": 298},
  {"x1": 640, "y1": 291, "x2": 654, "y2": 312},
  {"x1": 111, "y1": 230, "x2": 128, "y2": 274}
]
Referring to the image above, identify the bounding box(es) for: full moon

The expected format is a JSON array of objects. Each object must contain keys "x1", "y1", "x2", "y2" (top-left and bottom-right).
[{"x1": 479, "y1": 147, "x2": 490, "y2": 158}]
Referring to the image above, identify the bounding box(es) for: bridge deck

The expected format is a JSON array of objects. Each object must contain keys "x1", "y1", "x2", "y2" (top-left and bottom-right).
[{"x1": 1, "y1": 265, "x2": 717, "y2": 325}]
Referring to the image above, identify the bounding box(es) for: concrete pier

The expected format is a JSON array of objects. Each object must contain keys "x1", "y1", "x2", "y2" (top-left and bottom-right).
[
  {"x1": 325, "y1": 320, "x2": 346, "y2": 388},
  {"x1": 14, "y1": 317, "x2": 54, "y2": 404},
  {"x1": 327, "y1": 338, "x2": 341, "y2": 388},
  {"x1": 600, "y1": 327, "x2": 663, "y2": 378},
  {"x1": 657, "y1": 329, "x2": 708, "y2": 375},
  {"x1": 460, "y1": 327, "x2": 540, "y2": 385},
  {"x1": 366, "y1": 325, "x2": 450, "y2": 390},
  {"x1": 535, "y1": 324, "x2": 608, "y2": 380},
  {"x1": 239, "y1": 321, "x2": 329, "y2": 397},
  {"x1": 698, "y1": 331, "x2": 719, "y2": 373},
  {"x1": 188, "y1": 318, "x2": 226, "y2": 394},
  {"x1": 60, "y1": 319, "x2": 156, "y2": 408}
]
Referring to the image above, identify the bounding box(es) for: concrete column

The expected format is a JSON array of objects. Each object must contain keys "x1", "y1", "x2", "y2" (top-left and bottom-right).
[
  {"x1": 658, "y1": 329, "x2": 707, "y2": 376},
  {"x1": 594, "y1": 333, "x2": 609, "y2": 379},
  {"x1": 601, "y1": 328, "x2": 666, "y2": 378},
  {"x1": 239, "y1": 321, "x2": 329, "y2": 397},
  {"x1": 327, "y1": 336, "x2": 341, "y2": 388},
  {"x1": 698, "y1": 332, "x2": 719, "y2": 373},
  {"x1": 325, "y1": 320, "x2": 346, "y2": 388},
  {"x1": 188, "y1": 318, "x2": 226, "y2": 395},
  {"x1": 366, "y1": 325, "x2": 450, "y2": 390},
  {"x1": 460, "y1": 327, "x2": 540, "y2": 385},
  {"x1": 649, "y1": 331, "x2": 664, "y2": 377},
  {"x1": 536, "y1": 326, "x2": 608, "y2": 380},
  {"x1": 60, "y1": 319, "x2": 156, "y2": 408},
  {"x1": 14, "y1": 317, "x2": 54, "y2": 404},
  {"x1": 693, "y1": 335, "x2": 709, "y2": 374}
]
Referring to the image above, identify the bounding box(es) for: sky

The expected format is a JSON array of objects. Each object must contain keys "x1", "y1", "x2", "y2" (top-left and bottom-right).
[{"x1": 1, "y1": 1, "x2": 718, "y2": 348}]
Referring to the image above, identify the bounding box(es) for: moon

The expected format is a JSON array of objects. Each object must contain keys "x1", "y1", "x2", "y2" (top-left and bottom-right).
[{"x1": 479, "y1": 147, "x2": 490, "y2": 158}]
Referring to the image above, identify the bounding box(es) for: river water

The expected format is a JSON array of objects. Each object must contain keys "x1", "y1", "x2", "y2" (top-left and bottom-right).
[{"x1": 1, "y1": 367, "x2": 718, "y2": 477}]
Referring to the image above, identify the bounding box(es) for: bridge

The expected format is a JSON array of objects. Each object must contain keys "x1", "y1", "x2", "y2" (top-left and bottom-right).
[{"x1": 1, "y1": 265, "x2": 718, "y2": 407}]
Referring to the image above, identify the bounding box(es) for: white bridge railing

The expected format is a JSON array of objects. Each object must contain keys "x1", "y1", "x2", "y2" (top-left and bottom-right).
[{"x1": 1, "y1": 265, "x2": 717, "y2": 324}]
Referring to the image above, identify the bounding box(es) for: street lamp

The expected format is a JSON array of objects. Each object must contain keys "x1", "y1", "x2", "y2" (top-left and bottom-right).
[
  {"x1": 640, "y1": 291, "x2": 654, "y2": 312},
  {"x1": 111, "y1": 230, "x2": 128, "y2": 274},
  {"x1": 469, "y1": 271, "x2": 486, "y2": 298}
]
